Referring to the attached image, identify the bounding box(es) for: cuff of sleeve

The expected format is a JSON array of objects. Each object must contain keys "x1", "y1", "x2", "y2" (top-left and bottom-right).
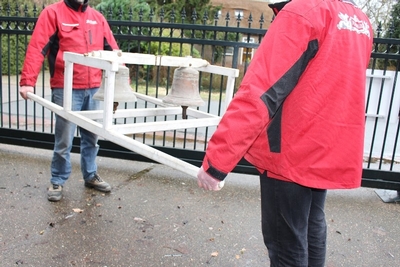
[
  {"x1": 19, "y1": 80, "x2": 34, "y2": 87},
  {"x1": 203, "y1": 158, "x2": 227, "y2": 181}
]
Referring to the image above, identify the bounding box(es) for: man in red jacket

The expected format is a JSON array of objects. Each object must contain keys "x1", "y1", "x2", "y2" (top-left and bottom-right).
[
  {"x1": 19, "y1": 0, "x2": 119, "y2": 202},
  {"x1": 197, "y1": 0, "x2": 373, "y2": 265}
]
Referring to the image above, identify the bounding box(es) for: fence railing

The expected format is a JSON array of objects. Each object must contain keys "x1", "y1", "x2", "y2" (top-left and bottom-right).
[{"x1": 1, "y1": 5, "x2": 399, "y2": 191}]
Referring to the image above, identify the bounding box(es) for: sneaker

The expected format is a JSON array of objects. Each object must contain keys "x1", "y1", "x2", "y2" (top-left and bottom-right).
[
  {"x1": 84, "y1": 174, "x2": 111, "y2": 193},
  {"x1": 48, "y1": 184, "x2": 63, "y2": 202}
]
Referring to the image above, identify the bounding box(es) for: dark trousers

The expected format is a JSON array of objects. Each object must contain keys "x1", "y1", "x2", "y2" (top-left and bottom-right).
[{"x1": 260, "y1": 173, "x2": 327, "y2": 267}]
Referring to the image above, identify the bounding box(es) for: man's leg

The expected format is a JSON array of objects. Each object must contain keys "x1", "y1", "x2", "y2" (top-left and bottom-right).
[
  {"x1": 48, "y1": 89, "x2": 78, "y2": 201},
  {"x1": 78, "y1": 88, "x2": 100, "y2": 180},
  {"x1": 79, "y1": 127, "x2": 99, "y2": 180},
  {"x1": 78, "y1": 88, "x2": 111, "y2": 192},
  {"x1": 50, "y1": 89, "x2": 77, "y2": 186},
  {"x1": 308, "y1": 188, "x2": 327, "y2": 267},
  {"x1": 260, "y1": 173, "x2": 326, "y2": 267}
]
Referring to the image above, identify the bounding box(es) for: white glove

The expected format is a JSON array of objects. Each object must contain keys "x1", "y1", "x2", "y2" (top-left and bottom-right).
[{"x1": 197, "y1": 166, "x2": 225, "y2": 191}]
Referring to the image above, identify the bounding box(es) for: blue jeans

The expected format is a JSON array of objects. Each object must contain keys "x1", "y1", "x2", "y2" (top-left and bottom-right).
[
  {"x1": 50, "y1": 88, "x2": 100, "y2": 186},
  {"x1": 260, "y1": 173, "x2": 327, "y2": 267}
]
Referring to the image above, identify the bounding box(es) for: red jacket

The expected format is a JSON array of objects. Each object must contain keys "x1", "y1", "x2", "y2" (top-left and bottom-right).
[
  {"x1": 20, "y1": 0, "x2": 118, "y2": 89},
  {"x1": 203, "y1": 0, "x2": 373, "y2": 189}
]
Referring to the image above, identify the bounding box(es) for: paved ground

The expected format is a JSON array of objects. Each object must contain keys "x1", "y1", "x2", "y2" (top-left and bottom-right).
[{"x1": 0, "y1": 143, "x2": 399, "y2": 267}]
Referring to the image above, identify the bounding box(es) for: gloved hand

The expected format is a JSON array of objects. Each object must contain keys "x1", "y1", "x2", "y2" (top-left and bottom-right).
[
  {"x1": 197, "y1": 166, "x2": 225, "y2": 191},
  {"x1": 19, "y1": 85, "x2": 34, "y2": 100}
]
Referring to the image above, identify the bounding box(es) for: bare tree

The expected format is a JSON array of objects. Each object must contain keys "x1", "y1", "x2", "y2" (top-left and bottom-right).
[{"x1": 355, "y1": 0, "x2": 395, "y2": 31}]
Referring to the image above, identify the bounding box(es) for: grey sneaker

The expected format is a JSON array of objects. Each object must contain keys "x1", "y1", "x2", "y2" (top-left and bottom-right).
[
  {"x1": 85, "y1": 174, "x2": 111, "y2": 192},
  {"x1": 48, "y1": 184, "x2": 63, "y2": 202}
]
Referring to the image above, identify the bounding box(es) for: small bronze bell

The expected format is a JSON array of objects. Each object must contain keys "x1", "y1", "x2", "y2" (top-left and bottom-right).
[
  {"x1": 94, "y1": 65, "x2": 137, "y2": 113},
  {"x1": 162, "y1": 67, "x2": 205, "y2": 119}
]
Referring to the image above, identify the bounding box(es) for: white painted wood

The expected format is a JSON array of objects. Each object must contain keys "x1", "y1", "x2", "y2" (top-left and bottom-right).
[
  {"x1": 77, "y1": 107, "x2": 183, "y2": 120},
  {"x1": 366, "y1": 73, "x2": 391, "y2": 79},
  {"x1": 28, "y1": 92, "x2": 199, "y2": 177},
  {"x1": 63, "y1": 61, "x2": 74, "y2": 111},
  {"x1": 64, "y1": 52, "x2": 119, "y2": 71},
  {"x1": 28, "y1": 51, "x2": 239, "y2": 178},
  {"x1": 102, "y1": 69, "x2": 116, "y2": 129},
  {"x1": 111, "y1": 117, "x2": 221, "y2": 135}
]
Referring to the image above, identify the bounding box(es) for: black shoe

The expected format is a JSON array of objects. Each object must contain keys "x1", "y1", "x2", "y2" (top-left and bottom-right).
[
  {"x1": 48, "y1": 184, "x2": 63, "y2": 202},
  {"x1": 84, "y1": 174, "x2": 111, "y2": 192}
]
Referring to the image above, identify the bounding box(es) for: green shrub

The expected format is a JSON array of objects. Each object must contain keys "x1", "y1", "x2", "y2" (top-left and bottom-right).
[{"x1": 1, "y1": 34, "x2": 29, "y2": 75}]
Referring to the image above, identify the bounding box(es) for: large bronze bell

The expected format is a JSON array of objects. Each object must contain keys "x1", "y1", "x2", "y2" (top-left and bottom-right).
[
  {"x1": 94, "y1": 65, "x2": 137, "y2": 112},
  {"x1": 162, "y1": 67, "x2": 205, "y2": 119}
]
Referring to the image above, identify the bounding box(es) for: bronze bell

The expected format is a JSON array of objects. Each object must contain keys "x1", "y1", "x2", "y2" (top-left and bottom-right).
[
  {"x1": 93, "y1": 65, "x2": 137, "y2": 112},
  {"x1": 162, "y1": 67, "x2": 205, "y2": 119}
]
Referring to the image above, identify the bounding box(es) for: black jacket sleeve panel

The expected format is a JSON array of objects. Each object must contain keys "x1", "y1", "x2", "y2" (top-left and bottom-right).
[
  {"x1": 45, "y1": 31, "x2": 59, "y2": 78},
  {"x1": 262, "y1": 39, "x2": 319, "y2": 152},
  {"x1": 260, "y1": 39, "x2": 319, "y2": 119},
  {"x1": 103, "y1": 37, "x2": 113, "y2": 51}
]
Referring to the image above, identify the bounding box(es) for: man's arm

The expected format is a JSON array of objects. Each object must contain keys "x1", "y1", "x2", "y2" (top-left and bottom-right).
[{"x1": 19, "y1": 8, "x2": 57, "y2": 90}]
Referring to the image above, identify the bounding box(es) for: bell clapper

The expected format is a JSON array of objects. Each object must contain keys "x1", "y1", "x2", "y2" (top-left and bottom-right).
[
  {"x1": 113, "y1": 102, "x2": 119, "y2": 113},
  {"x1": 182, "y1": 105, "x2": 188, "y2": 119}
]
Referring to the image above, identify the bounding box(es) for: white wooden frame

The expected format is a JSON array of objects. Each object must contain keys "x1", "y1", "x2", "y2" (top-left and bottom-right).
[{"x1": 28, "y1": 50, "x2": 239, "y2": 178}]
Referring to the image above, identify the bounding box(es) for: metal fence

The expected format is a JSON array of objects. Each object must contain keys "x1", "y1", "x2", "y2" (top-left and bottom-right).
[{"x1": 0, "y1": 4, "x2": 399, "y2": 191}]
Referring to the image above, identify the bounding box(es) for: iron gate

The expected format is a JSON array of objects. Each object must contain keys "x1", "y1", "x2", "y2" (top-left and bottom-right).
[{"x1": 0, "y1": 5, "x2": 399, "y2": 192}]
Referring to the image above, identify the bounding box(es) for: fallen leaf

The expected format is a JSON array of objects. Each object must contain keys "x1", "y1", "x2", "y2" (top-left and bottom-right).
[{"x1": 73, "y1": 208, "x2": 84, "y2": 213}]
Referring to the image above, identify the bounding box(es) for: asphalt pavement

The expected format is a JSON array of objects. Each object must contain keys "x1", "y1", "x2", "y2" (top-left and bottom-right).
[{"x1": 1, "y1": 143, "x2": 399, "y2": 267}]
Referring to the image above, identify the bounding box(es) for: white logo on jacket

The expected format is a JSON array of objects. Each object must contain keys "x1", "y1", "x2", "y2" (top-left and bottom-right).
[
  {"x1": 86, "y1": 19, "x2": 98, "y2": 25},
  {"x1": 337, "y1": 12, "x2": 370, "y2": 38}
]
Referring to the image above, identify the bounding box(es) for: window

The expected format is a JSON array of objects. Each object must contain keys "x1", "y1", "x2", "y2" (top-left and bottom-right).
[
  {"x1": 235, "y1": 10, "x2": 244, "y2": 18},
  {"x1": 240, "y1": 37, "x2": 255, "y2": 64}
]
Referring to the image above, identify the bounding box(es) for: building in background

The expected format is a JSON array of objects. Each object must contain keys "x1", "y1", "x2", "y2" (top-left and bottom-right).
[{"x1": 211, "y1": 0, "x2": 273, "y2": 65}]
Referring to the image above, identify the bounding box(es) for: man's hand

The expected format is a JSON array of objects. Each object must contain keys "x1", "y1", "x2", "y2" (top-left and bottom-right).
[
  {"x1": 197, "y1": 166, "x2": 225, "y2": 191},
  {"x1": 19, "y1": 86, "x2": 34, "y2": 100}
]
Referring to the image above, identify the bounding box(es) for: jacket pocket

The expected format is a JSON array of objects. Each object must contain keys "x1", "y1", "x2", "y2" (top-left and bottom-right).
[{"x1": 60, "y1": 23, "x2": 79, "y2": 32}]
